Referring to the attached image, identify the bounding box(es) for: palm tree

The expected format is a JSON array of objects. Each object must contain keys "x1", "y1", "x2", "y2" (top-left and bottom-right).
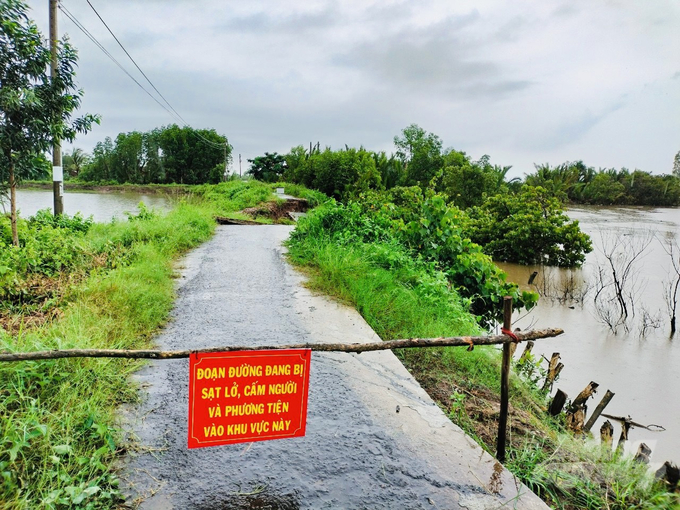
[{"x1": 64, "y1": 148, "x2": 89, "y2": 177}]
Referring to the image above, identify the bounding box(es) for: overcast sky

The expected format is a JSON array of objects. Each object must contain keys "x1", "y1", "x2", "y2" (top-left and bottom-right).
[{"x1": 26, "y1": 0, "x2": 680, "y2": 178}]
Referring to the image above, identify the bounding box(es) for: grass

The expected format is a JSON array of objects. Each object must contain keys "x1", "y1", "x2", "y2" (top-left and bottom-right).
[
  {"x1": 285, "y1": 205, "x2": 680, "y2": 510},
  {"x1": 0, "y1": 181, "x2": 283, "y2": 509}
]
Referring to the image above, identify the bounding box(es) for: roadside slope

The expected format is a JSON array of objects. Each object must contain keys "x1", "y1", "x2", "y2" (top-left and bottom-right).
[{"x1": 121, "y1": 225, "x2": 547, "y2": 509}]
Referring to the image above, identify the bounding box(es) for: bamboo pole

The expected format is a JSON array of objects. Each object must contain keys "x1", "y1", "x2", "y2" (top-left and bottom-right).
[{"x1": 0, "y1": 328, "x2": 563, "y2": 363}]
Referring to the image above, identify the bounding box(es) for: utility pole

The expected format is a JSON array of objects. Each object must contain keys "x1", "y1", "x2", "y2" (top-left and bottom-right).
[
  {"x1": 239, "y1": 154, "x2": 242, "y2": 177},
  {"x1": 223, "y1": 144, "x2": 227, "y2": 181},
  {"x1": 49, "y1": 0, "x2": 64, "y2": 215}
]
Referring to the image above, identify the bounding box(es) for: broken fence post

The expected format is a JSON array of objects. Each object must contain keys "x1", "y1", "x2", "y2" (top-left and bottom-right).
[
  {"x1": 616, "y1": 417, "x2": 633, "y2": 454},
  {"x1": 541, "y1": 353, "x2": 562, "y2": 393},
  {"x1": 519, "y1": 341, "x2": 534, "y2": 363},
  {"x1": 548, "y1": 389, "x2": 568, "y2": 416},
  {"x1": 566, "y1": 381, "x2": 599, "y2": 434},
  {"x1": 583, "y1": 389, "x2": 615, "y2": 433},
  {"x1": 655, "y1": 462, "x2": 680, "y2": 492},
  {"x1": 634, "y1": 443, "x2": 652, "y2": 464},
  {"x1": 600, "y1": 420, "x2": 614, "y2": 450}
]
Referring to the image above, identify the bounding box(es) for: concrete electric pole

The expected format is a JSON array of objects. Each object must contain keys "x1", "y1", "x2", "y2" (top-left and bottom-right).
[{"x1": 49, "y1": 0, "x2": 64, "y2": 215}]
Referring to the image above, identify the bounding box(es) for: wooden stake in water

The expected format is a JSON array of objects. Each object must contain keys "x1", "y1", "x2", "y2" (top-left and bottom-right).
[{"x1": 497, "y1": 296, "x2": 513, "y2": 463}]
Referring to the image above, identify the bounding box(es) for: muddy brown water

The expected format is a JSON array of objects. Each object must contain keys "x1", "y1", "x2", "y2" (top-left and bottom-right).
[
  {"x1": 11, "y1": 189, "x2": 171, "y2": 221},
  {"x1": 498, "y1": 205, "x2": 680, "y2": 467}
]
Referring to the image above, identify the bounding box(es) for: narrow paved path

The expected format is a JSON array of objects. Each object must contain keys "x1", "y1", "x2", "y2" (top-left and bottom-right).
[{"x1": 121, "y1": 226, "x2": 547, "y2": 510}]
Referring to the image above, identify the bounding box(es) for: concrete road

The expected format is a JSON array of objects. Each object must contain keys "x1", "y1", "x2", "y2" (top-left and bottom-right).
[{"x1": 120, "y1": 225, "x2": 548, "y2": 510}]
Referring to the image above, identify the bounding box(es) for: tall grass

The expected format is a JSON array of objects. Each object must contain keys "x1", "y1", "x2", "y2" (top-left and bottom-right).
[
  {"x1": 285, "y1": 200, "x2": 679, "y2": 510},
  {"x1": 0, "y1": 182, "x2": 274, "y2": 509}
]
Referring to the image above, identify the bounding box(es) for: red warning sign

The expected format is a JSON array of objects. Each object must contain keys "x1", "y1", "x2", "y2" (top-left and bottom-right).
[{"x1": 188, "y1": 349, "x2": 311, "y2": 449}]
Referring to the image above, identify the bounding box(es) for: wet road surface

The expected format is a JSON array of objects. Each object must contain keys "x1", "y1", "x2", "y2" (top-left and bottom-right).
[{"x1": 120, "y1": 225, "x2": 548, "y2": 509}]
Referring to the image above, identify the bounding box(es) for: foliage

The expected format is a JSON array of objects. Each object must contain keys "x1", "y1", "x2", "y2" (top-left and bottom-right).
[
  {"x1": 62, "y1": 148, "x2": 89, "y2": 179},
  {"x1": 467, "y1": 186, "x2": 593, "y2": 266},
  {"x1": 191, "y1": 180, "x2": 277, "y2": 215},
  {"x1": 0, "y1": 181, "x2": 284, "y2": 508},
  {"x1": 436, "y1": 152, "x2": 515, "y2": 209},
  {"x1": 289, "y1": 196, "x2": 537, "y2": 327},
  {"x1": 506, "y1": 437, "x2": 679, "y2": 510},
  {"x1": 247, "y1": 152, "x2": 287, "y2": 182},
  {"x1": 394, "y1": 124, "x2": 444, "y2": 187},
  {"x1": 282, "y1": 145, "x2": 381, "y2": 199},
  {"x1": 79, "y1": 125, "x2": 230, "y2": 185},
  {"x1": 525, "y1": 162, "x2": 680, "y2": 207},
  {"x1": 0, "y1": 0, "x2": 98, "y2": 245}
]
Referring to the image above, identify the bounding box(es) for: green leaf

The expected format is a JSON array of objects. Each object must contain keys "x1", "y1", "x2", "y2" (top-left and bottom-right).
[{"x1": 53, "y1": 444, "x2": 72, "y2": 455}]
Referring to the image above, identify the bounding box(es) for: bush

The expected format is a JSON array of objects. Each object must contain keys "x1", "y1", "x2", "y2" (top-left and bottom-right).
[
  {"x1": 467, "y1": 186, "x2": 592, "y2": 267},
  {"x1": 289, "y1": 197, "x2": 537, "y2": 327}
]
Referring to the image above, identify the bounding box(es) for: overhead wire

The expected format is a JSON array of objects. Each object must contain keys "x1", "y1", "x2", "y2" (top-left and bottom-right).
[
  {"x1": 84, "y1": 0, "x2": 187, "y2": 126},
  {"x1": 83, "y1": 0, "x2": 227, "y2": 150},
  {"x1": 59, "y1": 0, "x2": 228, "y2": 151},
  {"x1": 58, "y1": 3, "x2": 184, "y2": 125}
]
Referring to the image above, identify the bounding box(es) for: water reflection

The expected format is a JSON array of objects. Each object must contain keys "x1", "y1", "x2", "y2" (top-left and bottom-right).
[{"x1": 497, "y1": 205, "x2": 680, "y2": 467}]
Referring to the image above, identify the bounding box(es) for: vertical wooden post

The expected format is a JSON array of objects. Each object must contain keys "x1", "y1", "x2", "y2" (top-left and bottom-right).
[
  {"x1": 616, "y1": 417, "x2": 632, "y2": 454},
  {"x1": 548, "y1": 389, "x2": 568, "y2": 416},
  {"x1": 634, "y1": 443, "x2": 652, "y2": 464},
  {"x1": 519, "y1": 341, "x2": 534, "y2": 363},
  {"x1": 600, "y1": 420, "x2": 614, "y2": 450},
  {"x1": 496, "y1": 296, "x2": 512, "y2": 463},
  {"x1": 541, "y1": 353, "x2": 562, "y2": 392},
  {"x1": 583, "y1": 390, "x2": 615, "y2": 433}
]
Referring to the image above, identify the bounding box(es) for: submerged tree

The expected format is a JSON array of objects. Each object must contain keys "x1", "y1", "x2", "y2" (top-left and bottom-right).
[
  {"x1": 0, "y1": 0, "x2": 98, "y2": 245},
  {"x1": 660, "y1": 235, "x2": 680, "y2": 336}
]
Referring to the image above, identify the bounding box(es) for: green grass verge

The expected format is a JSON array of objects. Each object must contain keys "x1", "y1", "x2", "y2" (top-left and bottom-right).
[
  {"x1": 0, "y1": 180, "x2": 283, "y2": 509},
  {"x1": 285, "y1": 206, "x2": 680, "y2": 510}
]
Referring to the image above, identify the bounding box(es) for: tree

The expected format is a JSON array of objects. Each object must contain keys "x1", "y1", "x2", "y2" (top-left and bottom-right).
[
  {"x1": 0, "y1": 0, "x2": 98, "y2": 245},
  {"x1": 247, "y1": 152, "x2": 287, "y2": 182},
  {"x1": 158, "y1": 125, "x2": 229, "y2": 184},
  {"x1": 62, "y1": 147, "x2": 89, "y2": 178},
  {"x1": 673, "y1": 150, "x2": 680, "y2": 178},
  {"x1": 466, "y1": 186, "x2": 593, "y2": 267},
  {"x1": 394, "y1": 124, "x2": 443, "y2": 187},
  {"x1": 80, "y1": 125, "x2": 229, "y2": 184}
]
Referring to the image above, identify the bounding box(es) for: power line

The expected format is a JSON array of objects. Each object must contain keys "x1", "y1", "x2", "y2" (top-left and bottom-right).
[
  {"x1": 58, "y1": 3, "x2": 183, "y2": 125},
  {"x1": 83, "y1": 0, "x2": 227, "y2": 150},
  {"x1": 84, "y1": 0, "x2": 187, "y2": 126},
  {"x1": 60, "y1": 1, "x2": 229, "y2": 151}
]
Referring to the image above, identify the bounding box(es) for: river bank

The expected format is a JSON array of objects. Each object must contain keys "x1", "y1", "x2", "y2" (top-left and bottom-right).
[
  {"x1": 499, "y1": 205, "x2": 680, "y2": 468},
  {"x1": 2, "y1": 184, "x2": 678, "y2": 508},
  {"x1": 0, "y1": 181, "x2": 284, "y2": 508},
  {"x1": 285, "y1": 199, "x2": 680, "y2": 509}
]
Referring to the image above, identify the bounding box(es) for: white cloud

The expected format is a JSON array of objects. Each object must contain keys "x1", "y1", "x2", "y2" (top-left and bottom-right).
[{"x1": 24, "y1": 0, "x2": 680, "y2": 177}]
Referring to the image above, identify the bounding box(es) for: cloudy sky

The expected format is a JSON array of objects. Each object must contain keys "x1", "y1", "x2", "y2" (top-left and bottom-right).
[{"x1": 26, "y1": 0, "x2": 680, "y2": 178}]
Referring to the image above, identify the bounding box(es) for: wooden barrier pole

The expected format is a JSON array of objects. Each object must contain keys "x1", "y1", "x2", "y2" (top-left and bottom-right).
[
  {"x1": 497, "y1": 296, "x2": 513, "y2": 463},
  {"x1": 0, "y1": 328, "x2": 564, "y2": 363}
]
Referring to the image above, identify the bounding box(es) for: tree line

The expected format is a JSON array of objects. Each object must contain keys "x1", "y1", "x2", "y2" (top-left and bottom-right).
[
  {"x1": 248, "y1": 124, "x2": 680, "y2": 208},
  {"x1": 67, "y1": 125, "x2": 231, "y2": 185}
]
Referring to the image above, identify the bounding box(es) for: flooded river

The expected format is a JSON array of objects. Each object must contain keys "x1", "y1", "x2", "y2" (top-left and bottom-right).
[
  {"x1": 498, "y1": 206, "x2": 680, "y2": 467},
  {"x1": 10, "y1": 189, "x2": 171, "y2": 222}
]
